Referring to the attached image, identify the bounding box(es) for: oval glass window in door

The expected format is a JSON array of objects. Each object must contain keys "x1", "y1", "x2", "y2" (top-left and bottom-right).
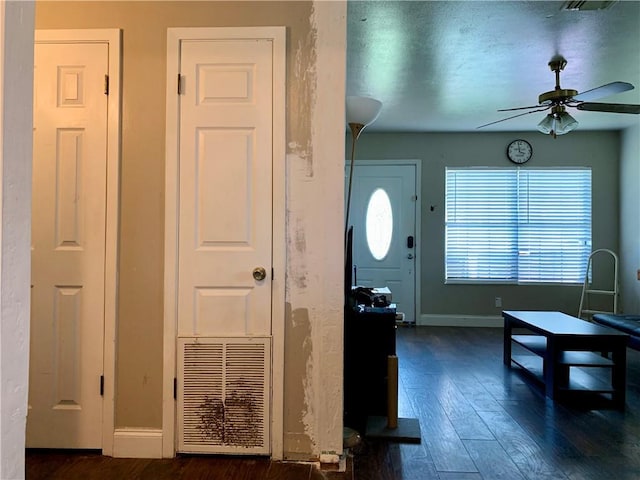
[{"x1": 366, "y1": 188, "x2": 393, "y2": 260}]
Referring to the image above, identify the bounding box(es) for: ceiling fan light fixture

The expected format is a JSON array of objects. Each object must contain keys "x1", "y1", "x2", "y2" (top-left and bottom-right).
[
  {"x1": 537, "y1": 110, "x2": 578, "y2": 138},
  {"x1": 480, "y1": 56, "x2": 638, "y2": 132}
]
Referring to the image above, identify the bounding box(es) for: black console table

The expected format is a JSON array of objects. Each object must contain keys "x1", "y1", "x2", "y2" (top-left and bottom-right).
[{"x1": 343, "y1": 305, "x2": 396, "y2": 433}]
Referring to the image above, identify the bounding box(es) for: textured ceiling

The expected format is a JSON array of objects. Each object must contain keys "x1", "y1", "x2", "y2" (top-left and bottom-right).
[{"x1": 347, "y1": 0, "x2": 640, "y2": 133}]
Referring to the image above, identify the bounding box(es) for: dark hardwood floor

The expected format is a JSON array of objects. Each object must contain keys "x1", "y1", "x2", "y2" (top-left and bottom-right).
[
  {"x1": 354, "y1": 326, "x2": 640, "y2": 480},
  {"x1": 27, "y1": 326, "x2": 640, "y2": 479},
  {"x1": 26, "y1": 450, "x2": 349, "y2": 480}
]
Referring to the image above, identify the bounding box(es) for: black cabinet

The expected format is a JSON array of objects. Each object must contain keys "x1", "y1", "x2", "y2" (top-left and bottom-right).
[{"x1": 344, "y1": 306, "x2": 397, "y2": 433}]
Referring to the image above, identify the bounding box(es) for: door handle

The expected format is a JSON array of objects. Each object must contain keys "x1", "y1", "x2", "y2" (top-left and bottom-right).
[
  {"x1": 253, "y1": 267, "x2": 267, "y2": 281},
  {"x1": 407, "y1": 253, "x2": 414, "y2": 259}
]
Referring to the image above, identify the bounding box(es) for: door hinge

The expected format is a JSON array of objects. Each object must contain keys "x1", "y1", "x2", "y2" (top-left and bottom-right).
[
  {"x1": 100, "y1": 375, "x2": 104, "y2": 396},
  {"x1": 177, "y1": 74, "x2": 183, "y2": 95},
  {"x1": 173, "y1": 378, "x2": 177, "y2": 400},
  {"x1": 104, "y1": 74, "x2": 109, "y2": 95}
]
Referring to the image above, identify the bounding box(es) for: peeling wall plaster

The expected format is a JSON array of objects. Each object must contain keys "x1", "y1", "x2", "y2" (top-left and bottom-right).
[
  {"x1": 283, "y1": 0, "x2": 318, "y2": 459},
  {"x1": 291, "y1": 218, "x2": 308, "y2": 289},
  {"x1": 287, "y1": 23, "x2": 317, "y2": 179},
  {"x1": 283, "y1": 304, "x2": 314, "y2": 457},
  {"x1": 283, "y1": 0, "x2": 347, "y2": 461},
  {"x1": 307, "y1": 2, "x2": 347, "y2": 458}
]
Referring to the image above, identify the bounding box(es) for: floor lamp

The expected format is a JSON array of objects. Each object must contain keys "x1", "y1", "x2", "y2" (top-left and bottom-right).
[
  {"x1": 343, "y1": 96, "x2": 382, "y2": 449},
  {"x1": 344, "y1": 96, "x2": 382, "y2": 247},
  {"x1": 343, "y1": 96, "x2": 422, "y2": 445}
]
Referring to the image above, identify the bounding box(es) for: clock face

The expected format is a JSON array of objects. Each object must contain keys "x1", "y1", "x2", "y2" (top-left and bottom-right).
[{"x1": 507, "y1": 140, "x2": 532, "y2": 164}]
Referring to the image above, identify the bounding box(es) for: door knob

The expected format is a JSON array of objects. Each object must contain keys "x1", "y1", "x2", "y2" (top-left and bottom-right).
[
  {"x1": 407, "y1": 253, "x2": 414, "y2": 259},
  {"x1": 253, "y1": 267, "x2": 267, "y2": 281}
]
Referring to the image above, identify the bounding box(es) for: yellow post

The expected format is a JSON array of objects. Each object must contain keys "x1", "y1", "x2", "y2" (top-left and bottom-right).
[{"x1": 387, "y1": 355, "x2": 399, "y2": 429}]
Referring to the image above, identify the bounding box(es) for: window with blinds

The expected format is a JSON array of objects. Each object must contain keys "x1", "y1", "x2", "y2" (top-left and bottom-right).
[{"x1": 445, "y1": 167, "x2": 592, "y2": 284}]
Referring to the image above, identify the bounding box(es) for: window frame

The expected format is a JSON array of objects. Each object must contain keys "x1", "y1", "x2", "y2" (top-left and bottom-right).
[{"x1": 444, "y1": 166, "x2": 592, "y2": 286}]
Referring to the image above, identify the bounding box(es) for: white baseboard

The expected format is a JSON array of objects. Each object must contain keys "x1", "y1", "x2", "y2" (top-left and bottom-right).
[
  {"x1": 113, "y1": 428, "x2": 163, "y2": 458},
  {"x1": 419, "y1": 314, "x2": 503, "y2": 327}
]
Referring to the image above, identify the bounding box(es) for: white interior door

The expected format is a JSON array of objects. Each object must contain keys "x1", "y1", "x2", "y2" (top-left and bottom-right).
[
  {"x1": 175, "y1": 37, "x2": 275, "y2": 454},
  {"x1": 29, "y1": 41, "x2": 108, "y2": 448},
  {"x1": 177, "y1": 39, "x2": 273, "y2": 338},
  {"x1": 347, "y1": 163, "x2": 417, "y2": 322}
]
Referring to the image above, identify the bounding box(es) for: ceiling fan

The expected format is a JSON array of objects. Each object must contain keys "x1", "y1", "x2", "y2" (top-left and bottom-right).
[{"x1": 478, "y1": 55, "x2": 640, "y2": 137}]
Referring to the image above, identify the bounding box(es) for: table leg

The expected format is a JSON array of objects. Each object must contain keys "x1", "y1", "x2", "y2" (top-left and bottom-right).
[
  {"x1": 503, "y1": 316, "x2": 512, "y2": 367},
  {"x1": 556, "y1": 365, "x2": 570, "y2": 388},
  {"x1": 611, "y1": 341, "x2": 627, "y2": 410},
  {"x1": 544, "y1": 336, "x2": 557, "y2": 400}
]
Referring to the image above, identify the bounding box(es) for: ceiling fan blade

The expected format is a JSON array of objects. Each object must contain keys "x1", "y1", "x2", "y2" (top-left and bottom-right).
[
  {"x1": 497, "y1": 104, "x2": 546, "y2": 112},
  {"x1": 573, "y1": 82, "x2": 635, "y2": 102},
  {"x1": 576, "y1": 102, "x2": 640, "y2": 114},
  {"x1": 477, "y1": 106, "x2": 551, "y2": 129}
]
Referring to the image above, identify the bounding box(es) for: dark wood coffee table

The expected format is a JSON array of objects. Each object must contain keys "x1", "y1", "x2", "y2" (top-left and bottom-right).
[{"x1": 503, "y1": 311, "x2": 628, "y2": 409}]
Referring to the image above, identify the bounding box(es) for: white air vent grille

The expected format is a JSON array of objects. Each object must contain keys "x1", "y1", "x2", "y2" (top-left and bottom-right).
[{"x1": 177, "y1": 336, "x2": 271, "y2": 454}]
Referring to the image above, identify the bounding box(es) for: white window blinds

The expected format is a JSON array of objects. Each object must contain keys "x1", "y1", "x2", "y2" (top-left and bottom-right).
[{"x1": 445, "y1": 168, "x2": 592, "y2": 284}]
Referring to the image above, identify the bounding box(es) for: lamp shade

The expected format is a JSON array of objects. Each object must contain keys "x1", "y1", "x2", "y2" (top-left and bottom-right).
[
  {"x1": 537, "y1": 114, "x2": 555, "y2": 135},
  {"x1": 346, "y1": 96, "x2": 382, "y2": 127},
  {"x1": 537, "y1": 111, "x2": 579, "y2": 136},
  {"x1": 555, "y1": 111, "x2": 579, "y2": 135}
]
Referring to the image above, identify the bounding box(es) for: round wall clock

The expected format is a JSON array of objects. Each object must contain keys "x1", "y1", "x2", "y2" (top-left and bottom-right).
[{"x1": 507, "y1": 139, "x2": 532, "y2": 164}]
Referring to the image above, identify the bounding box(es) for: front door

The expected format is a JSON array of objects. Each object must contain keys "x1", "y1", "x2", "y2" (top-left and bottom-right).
[
  {"x1": 29, "y1": 41, "x2": 108, "y2": 448},
  {"x1": 347, "y1": 162, "x2": 418, "y2": 322}
]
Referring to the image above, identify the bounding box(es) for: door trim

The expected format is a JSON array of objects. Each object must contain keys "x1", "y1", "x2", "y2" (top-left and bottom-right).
[
  {"x1": 163, "y1": 27, "x2": 286, "y2": 459},
  {"x1": 34, "y1": 29, "x2": 122, "y2": 456},
  {"x1": 348, "y1": 159, "x2": 422, "y2": 323}
]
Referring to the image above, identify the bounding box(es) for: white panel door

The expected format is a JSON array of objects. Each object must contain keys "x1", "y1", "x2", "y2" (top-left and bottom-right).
[
  {"x1": 29, "y1": 42, "x2": 108, "y2": 448},
  {"x1": 177, "y1": 39, "x2": 273, "y2": 338},
  {"x1": 348, "y1": 163, "x2": 417, "y2": 322}
]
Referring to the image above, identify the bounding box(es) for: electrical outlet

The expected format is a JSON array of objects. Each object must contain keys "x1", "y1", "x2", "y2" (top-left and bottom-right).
[{"x1": 495, "y1": 296, "x2": 502, "y2": 308}]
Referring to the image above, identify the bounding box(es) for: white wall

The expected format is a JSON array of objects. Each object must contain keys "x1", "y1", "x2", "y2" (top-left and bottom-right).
[
  {"x1": 620, "y1": 125, "x2": 640, "y2": 314},
  {"x1": 0, "y1": 1, "x2": 35, "y2": 478}
]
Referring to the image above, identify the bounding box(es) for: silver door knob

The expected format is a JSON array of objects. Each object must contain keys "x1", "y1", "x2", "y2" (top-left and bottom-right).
[
  {"x1": 407, "y1": 253, "x2": 414, "y2": 259},
  {"x1": 253, "y1": 267, "x2": 267, "y2": 281}
]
